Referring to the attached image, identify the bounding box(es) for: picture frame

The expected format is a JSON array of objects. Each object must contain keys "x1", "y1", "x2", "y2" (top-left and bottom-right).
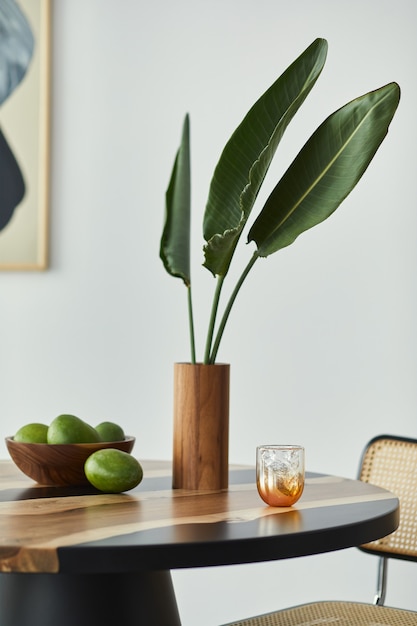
[{"x1": 0, "y1": 0, "x2": 51, "y2": 270}]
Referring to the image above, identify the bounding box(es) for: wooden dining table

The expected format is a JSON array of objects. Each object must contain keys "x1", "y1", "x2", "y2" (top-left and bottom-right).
[{"x1": 0, "y1": 459, "x2": 399, "y2": 626}]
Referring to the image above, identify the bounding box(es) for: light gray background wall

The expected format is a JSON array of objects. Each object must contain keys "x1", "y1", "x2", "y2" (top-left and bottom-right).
[{"x1": 1, "y1": 1, "x2": 416, "y2": 624}]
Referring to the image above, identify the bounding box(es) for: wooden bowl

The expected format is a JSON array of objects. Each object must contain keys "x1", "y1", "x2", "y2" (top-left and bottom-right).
[{"x1": 5, "y1": 436, "x2": 135, "y2": 486}]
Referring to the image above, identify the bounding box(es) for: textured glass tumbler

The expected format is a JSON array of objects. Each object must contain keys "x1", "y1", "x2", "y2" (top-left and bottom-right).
[{"x1": 256, "y1": 445, "x2": 305, "y2": 507}]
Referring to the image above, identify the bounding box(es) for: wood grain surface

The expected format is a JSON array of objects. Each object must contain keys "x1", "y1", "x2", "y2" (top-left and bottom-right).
[
  {"x1": 0, "y1": 460, "x2": 399, "y2": 575},
  {"x1": 173, "y1": 363, "x2": 230, "y2": 490}
]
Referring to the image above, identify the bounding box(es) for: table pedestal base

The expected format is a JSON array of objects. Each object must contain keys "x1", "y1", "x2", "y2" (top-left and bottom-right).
[{"x1": 0, "y1": 570, "x2": 181, "y2": 626}]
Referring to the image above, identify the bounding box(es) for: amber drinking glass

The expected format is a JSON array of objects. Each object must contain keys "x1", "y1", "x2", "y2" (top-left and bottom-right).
[{"x1": 256, "y1": 445, "x2": 305, "y2": 507}]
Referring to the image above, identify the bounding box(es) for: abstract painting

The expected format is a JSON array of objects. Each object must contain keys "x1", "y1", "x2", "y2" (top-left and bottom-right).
[{"x1": 0, "y1": 0, "x2": 50, "y2": 269}]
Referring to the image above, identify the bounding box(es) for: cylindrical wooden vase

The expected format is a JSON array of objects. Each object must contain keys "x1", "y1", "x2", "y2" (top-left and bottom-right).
[{"x1": 173, "y1": 363, "x2": 230, "y2": 491}]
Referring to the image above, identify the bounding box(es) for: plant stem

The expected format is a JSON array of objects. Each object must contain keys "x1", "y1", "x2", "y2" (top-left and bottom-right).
[
  {"x1": 203, "y1": 275, "x2": 225, "y2": 364},
  {"x1": 187, "y1": 285, "x2": 196, "y2": 364},
  {"x1": 209, "y1": 251, "x2": 259, "y2": 364}
]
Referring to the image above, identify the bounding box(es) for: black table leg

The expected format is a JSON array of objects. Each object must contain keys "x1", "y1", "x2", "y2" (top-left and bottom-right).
[{"x1": 0, "y1": 570, "x2": 181, "y2": 625}]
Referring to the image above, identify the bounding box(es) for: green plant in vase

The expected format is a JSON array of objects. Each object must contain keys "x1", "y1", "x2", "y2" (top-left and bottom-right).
[
  {"x1": 160, "y1": 38, "x2": 400, "y2": 490},
  {"x1": 161, "y1": 38, "x2": 399, "y2": 365}
]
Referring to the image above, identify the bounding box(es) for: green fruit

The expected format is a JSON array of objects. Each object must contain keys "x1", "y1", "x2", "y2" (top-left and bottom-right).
[
  {"x1": 84, "y1": 449, "x2": 143, "y2": 493},
  {"x1": 95, "y1": 421, "x2": 125, "y2": 442},
  {"x1": 47, "y1": 414, "x2": 100, "y2": 444},
  {"x1": 14, "y1": 423, "x2": 48, "y2": 443}
]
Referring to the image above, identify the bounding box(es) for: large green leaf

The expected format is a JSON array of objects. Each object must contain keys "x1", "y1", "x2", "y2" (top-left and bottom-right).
[
  {"x1": 202, "y1": 38, "x2": 328, "y2": 277},
  {"x1": 160, "y1": 114, "x2": 191, "y2": 286},
  {"x1": 248, "y1": 82, "x2": 400, "y2": 257}
]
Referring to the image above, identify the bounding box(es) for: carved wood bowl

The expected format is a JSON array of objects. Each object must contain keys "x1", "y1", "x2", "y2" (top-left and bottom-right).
[{"x1": 5, "y1": 436, "x2": 135, "y2": 486}]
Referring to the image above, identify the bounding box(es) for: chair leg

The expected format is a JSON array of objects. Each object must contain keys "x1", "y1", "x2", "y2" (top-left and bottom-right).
[{"x1": 374, "y1": 556, "x2": 388, "y2": 606}]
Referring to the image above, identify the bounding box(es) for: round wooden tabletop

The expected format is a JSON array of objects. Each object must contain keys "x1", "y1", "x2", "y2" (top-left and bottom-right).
[{"x1": 0, "y1": 459, "x2": 399, "y2": 575}]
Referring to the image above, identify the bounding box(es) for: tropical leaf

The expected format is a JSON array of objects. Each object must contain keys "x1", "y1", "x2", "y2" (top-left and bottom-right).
[
  {"x1": 160, "y1": 114, "x2": 191, "y2": 286},
  {"x1": 202, "y1": 38, "x2": 328, "y2": 277},
  {"x1": 248, "y1": 82, "x2": 400, "y2": 257}
]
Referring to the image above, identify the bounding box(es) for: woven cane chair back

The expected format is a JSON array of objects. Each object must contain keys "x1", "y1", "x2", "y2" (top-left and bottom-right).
[{"x1": 359, "y1": 434, "x2": 417, "y2": 561}]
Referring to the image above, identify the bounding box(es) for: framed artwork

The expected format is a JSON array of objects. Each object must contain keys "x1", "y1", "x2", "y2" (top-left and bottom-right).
[{"x1": 0, "y1": 0, "x2": 51, "y2": 270}]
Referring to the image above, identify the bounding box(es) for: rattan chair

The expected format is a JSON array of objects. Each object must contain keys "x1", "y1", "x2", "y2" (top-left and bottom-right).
[{"x1": 222, "y1": 434, "x2": 417, "y2": 626}]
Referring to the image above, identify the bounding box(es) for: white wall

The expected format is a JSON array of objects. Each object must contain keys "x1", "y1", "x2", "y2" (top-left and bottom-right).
[{"x1": 1, "y1": 1, "x2": 416, "y2": 624}]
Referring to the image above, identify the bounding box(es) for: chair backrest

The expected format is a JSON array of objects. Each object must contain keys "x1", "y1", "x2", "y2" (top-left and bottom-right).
[{"x1": 359, "y1": 434, "x2": 417, "y2": 563}]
